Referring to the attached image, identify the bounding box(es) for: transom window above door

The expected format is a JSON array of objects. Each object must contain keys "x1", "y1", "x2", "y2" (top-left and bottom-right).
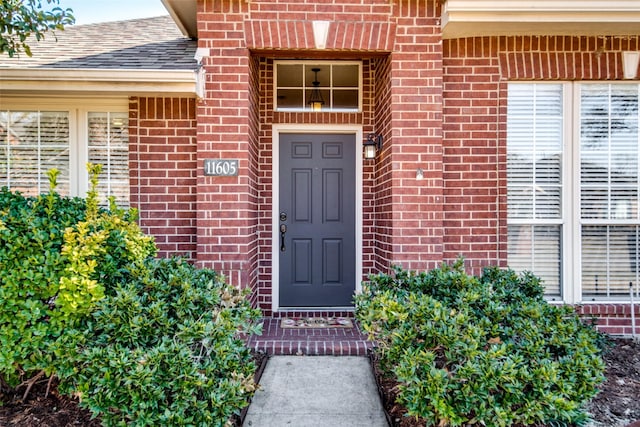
[{"x1": 274, "y1": 61, "x2": 361, "y2": 112}]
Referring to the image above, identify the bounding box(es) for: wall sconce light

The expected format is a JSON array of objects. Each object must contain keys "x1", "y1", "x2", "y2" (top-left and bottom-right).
[
  {"x1": 308, "y1": 68, "x2": 325, "y2": 111},
  {"x1": 364, "y1": 133, "x2": 383, "y2": 159},
  {"x1": 623, "y1": 51, "x2": 640, "y2": 79}
]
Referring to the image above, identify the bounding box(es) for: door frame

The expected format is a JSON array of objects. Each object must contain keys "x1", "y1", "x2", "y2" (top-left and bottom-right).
[{"x1": 272, "y1": 124, "x2": 363, "y2": 312}]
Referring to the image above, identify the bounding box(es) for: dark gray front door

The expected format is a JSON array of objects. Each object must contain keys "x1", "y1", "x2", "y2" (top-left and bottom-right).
[{"x1": 279, "y1": 133, "x2": 356, "y2": 307}]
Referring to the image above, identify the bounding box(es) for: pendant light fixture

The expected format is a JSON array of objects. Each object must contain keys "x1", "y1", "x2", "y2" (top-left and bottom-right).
[{"x1": 308, "y1": 68, "x2": 325, "y2": 111}]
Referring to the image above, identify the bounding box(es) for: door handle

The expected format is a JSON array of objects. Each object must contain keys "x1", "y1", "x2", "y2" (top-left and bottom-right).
[{"x1": 280, "y1": 224, "x2": 287, "y2": 252}]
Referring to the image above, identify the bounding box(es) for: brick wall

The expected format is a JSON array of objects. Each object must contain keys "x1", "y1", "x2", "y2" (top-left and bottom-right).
[
  {"x1": 443, "y1": 38, "x2": 506, "y2": 274},
  {"x1": 195, "y1": 0, "x2": 447, "y2": 313},
  {"x1": 129, "y1": 97, "x2": 198, "y2": 260},
  {"x1": 382, "y1": 0, "x2": 444, "y2": 272},
  {"x1": 577, "y1": 304, "x2": 640, "y2": 336},
  {"x1": 196, "y1": 0, "x2": 260, "y2": 297}
]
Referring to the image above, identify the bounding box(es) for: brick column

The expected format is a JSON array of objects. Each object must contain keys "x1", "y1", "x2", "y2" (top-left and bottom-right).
[
  {"x1": 376, "y1": 0, "x2": 444, "y2": 272},
  {"x1": 196, "y1": 0, "x2": 259, "y2": 297}
]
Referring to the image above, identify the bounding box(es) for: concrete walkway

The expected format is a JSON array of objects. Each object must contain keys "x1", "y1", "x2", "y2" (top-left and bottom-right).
[{"x1": 243, "y1": 356, "x2": 388, "y2": 427}]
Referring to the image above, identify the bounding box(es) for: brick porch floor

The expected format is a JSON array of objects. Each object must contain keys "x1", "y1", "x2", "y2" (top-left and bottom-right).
[{"x1": 245, "y1": 314, "x2": 375, "y2": 356}]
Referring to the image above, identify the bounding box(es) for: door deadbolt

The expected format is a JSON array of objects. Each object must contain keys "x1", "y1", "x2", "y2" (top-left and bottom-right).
[{"x1": 279, "y1": 212, "x2": 287, "y2": 222}]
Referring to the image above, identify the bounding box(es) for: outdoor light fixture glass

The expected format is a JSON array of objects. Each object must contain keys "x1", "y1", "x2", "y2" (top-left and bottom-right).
[
  {"x1": 364, "y1": 133, "x2": 383, "y2": 159},
  {"x1": 308, "y1": 68, "x2": 325, "y2": 111}
]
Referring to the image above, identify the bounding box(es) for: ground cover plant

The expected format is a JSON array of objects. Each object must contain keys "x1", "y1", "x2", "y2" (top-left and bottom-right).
[
  {"x1": 0, "y1": 166, "x2": 261, "y2": 426},
  {"x1": 356, "y1": 260, "x2": 607, "y2": 427}
]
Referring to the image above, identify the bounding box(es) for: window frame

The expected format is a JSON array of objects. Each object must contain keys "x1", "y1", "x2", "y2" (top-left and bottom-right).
[
  {"x1": 573, "y1": 82, "x2": 640, "y2": 303},
  {"x1": 0, "y1": 96, "x2": 129, "y2": 200},
  {"x1": 273, "y1": 60, "x2": 363, "y2": 112},
  {"x1": 507, "y1": 82, "x2": 640, "y2": 304},
  {"x1": 506, "y1": 82, "x2": 574, "y2": 302}
]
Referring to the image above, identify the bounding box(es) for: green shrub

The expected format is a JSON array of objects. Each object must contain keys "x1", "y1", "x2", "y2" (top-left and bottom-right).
[
  {"x1": 0, "y1": 166, "x2": 156, "y2": 390},
  {"x1": 356, "y1": 260, "x2": 606, "y2": 427},
  {"x1": 58, "y1": 257, "x2": 262, "y2": 427},
  {"x1": 0, "y1": 172, "x2": 86, "y2": 387}
]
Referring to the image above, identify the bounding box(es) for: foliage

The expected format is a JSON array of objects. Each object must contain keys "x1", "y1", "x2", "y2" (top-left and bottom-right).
[
  {"x1": 356, "y1": 260, "x2": 606, "y2": 427},
  {"x1": 0, "y1": 171, "x2": 86, "y2": 387},
  {"x1": 0, "y1": 165, "x2": 154, "y2": 388},
  {"x1": 0, "y1": 0, "x2": 74, "y2": 57},
  {"x1": 55, "y1": 164, "x2": 156, "y2": 319},
  {"x1": 57, "y1": 258, "x2": 262, "y2": 427},
  {"x1": 1, "y1": 164, "x2": 261, "y2": 425}
]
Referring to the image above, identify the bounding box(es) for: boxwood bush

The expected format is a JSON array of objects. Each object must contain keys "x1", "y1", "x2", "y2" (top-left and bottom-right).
[
  {"x1": 57, "y1": 257, "x2": 262, "y2": 427},
  {"x1": 356, "y1": 260, "x2": 606, "y2": 427}
]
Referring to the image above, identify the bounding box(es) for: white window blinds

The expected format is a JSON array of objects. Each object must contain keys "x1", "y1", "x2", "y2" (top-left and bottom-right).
[
  {"x1": 580, "y1": 84, "x2": 640, "y2": 298},
  {"x1": 507, "y1": 84, "x2": 564, "y2": 297},
  {"x1": 0, "y1": 111, "x2": 70, "y2": 196},
  {"x1": 88, "y1": 112, "x2": 130, "y2": 207}
]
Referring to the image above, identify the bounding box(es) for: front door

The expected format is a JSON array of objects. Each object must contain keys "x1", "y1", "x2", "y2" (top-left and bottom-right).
[{"x1": 279, "y1": 133, "x2": 356, "y2": 307}]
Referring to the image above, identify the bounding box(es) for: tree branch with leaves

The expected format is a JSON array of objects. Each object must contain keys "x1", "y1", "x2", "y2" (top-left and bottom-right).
[{"x1": 0, "y1": 0, "x2": 74, "y2": 57}]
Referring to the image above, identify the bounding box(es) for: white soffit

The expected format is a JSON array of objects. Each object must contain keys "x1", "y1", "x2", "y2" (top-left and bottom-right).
[
  {"x1": 0, "y1": 69, "x2": 197, "y2": 96},
  {"x1": 162, "y1": 0, "x2": 198, "y2": 39},
  {"x1": 442, "y1": 0, "x2": 640, "y2": 38}
]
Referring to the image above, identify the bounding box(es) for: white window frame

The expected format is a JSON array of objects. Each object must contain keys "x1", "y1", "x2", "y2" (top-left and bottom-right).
[
  {"x1": 273, "y1": 60, "x2": 363, "y2": 112},
  {"x1": 508, "y1": 82, "x2": 640, "y2": 304},
  {"x1": 0, "y1": 96, "x2": 129, "y2": 199}
]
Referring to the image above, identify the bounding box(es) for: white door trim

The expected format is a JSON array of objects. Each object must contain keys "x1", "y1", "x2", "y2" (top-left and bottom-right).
[{"x1": 271, "y1": 124, "x2": 363, "y2": 312}]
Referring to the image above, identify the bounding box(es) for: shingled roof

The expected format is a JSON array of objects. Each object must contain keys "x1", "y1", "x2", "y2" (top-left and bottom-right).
[{"x1": 0, "y1": 15, "x2": 197, "y2": 71}]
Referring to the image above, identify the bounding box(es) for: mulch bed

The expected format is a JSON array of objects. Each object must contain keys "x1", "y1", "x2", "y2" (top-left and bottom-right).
[
  {"x1": 0, "y1": 351, "x2": 269, "y2": 427},
  {"x1": 1, "y1": 339, "x2": 638, "y2": 426}
]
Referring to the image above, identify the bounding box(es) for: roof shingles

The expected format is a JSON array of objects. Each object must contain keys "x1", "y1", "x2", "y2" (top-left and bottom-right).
[{"x1": 0, "y1": 16, "x2": 197, "y2": 71}]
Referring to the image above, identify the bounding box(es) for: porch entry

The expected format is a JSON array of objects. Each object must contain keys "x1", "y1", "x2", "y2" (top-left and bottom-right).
[{"x1": 278, "y1": 133, "x2": 356, "y2": 307}]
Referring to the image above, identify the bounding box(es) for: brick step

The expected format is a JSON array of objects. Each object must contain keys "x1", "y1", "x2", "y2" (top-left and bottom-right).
[{"x1": 245, "y1": 317, "x2": 374, "y2": 356}]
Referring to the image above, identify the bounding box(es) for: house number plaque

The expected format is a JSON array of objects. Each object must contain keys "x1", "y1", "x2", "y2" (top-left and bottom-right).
[{"x1": 204, "y1": 159, "x2": 239, "y2": 176}]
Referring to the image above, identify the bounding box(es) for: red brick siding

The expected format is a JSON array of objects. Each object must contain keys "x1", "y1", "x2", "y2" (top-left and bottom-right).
[
  {"x1": 257, "y1": 57, "x2": 273, "y2": 312},
  {"x1": 246, "y1": 54, "x2": 261, "y2": 307},
  {"x1": 443, "y1": 38, "x2": 506, "y2": 274},
  {"x1": 197, "y1": 0, "x2": 448, "y2": 311},
  {"x1": 371, "y1": 55, "x2": 394, "y2": 274},
  {"x1": 197, "y1": 0, "x2": 260, "y2": 294},
  {"x1": 499, "y1": 36, "x2": 640, "y2": 80},
  {"x1": 383, "y1": 0, "x2": 444, "y2": 271},
  {"x1": 191, "y1": 0, "x2": 640, "y2": 328},
  {"x1": 246, "y1": 20, "x2": 396, "y2": 52},
  {"x1": 129, "y1": 97, "x2": 198, "y2": 261},
  {"x1": 577, "y1": 304, "x2": 640, "y2": 336}
]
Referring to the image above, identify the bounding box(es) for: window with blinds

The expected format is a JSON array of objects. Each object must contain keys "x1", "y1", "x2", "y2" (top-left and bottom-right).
[
  {"x1": 0, "y1": 105, "x2": 129, "y2": 206},
  {"x1": 88, "y1": 112, "x2": 129, "y2": 206},
  {"x1": 507, "y1": 84, "x2": 564, "y2": 297},
  {"x1": 580, "y1": 84, "x2": 640, "y2": 299},
  {"x1": 0, "y1": 111, "x2": 70, "y2": 196}
]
